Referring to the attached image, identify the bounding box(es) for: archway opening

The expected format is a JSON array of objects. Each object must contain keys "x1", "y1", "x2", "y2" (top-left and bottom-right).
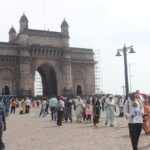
[
  {"x1": 34, "y1": 71, "x2": 43, "y2": 96},
  {"x1": 76, "y1": 85, "x2": 82, "y2": 96},
  {"x1": 0, "y1": 69, "x2": 13, "y2": 95},
  {"x1": 34, "y1": 64, "x2": 57, "y2": 97},
  {"x1": 2, "y1": 85, "x2": 10, "y2": 95}
]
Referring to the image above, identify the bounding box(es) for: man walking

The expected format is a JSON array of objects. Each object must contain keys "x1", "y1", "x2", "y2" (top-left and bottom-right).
[
  {"x1": 25, "y1": 97, "x2": 31, "y2": 114},
  {"x1": 49, "y1": 95, "x2": 58, "y2": 121},
  {"x1": 56, "y1": 96, "x2": 65, "y2": 126}
]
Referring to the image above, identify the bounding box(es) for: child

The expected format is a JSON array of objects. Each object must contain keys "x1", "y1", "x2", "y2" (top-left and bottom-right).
[{"x1": 85, "y1": 100, "x2": 92, "y2": 122}]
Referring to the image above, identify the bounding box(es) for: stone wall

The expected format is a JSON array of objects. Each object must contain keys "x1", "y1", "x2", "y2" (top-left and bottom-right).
[{"x1": 28, "y1": 35, "x2": 68, "y2": 47}]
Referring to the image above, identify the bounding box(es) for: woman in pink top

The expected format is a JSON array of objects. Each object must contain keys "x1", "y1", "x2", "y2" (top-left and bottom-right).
[{"x1": 85, "y1": 100, "x2": 92, "y2": 122}]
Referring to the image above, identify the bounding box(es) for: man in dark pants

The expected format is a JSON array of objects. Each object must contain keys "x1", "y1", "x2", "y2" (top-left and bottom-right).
[
  {"x1": 49, "y1": 95, "x2": 58, "y2": 121},
  {"x1": 100, "y1": 95, "x2": 106, "y2": 111},
  {"x1": 0, "y1": 103, "x2": 6, "y2": 150},
  {"x1": 64, "y1": 98, "x2": 74, "y2": 122},
  {"x1": 56, "y1": 96, "x2": 64, "y2": 126},
  {"x1": 129, "y1": 123, "x2": 142, "y2": 150},
  {"x1": 57, "y1": 110, "x2": 64, "y2": 126},
  {"x1": 124, "y1": 92, "x2": 144, "y2": 150}
]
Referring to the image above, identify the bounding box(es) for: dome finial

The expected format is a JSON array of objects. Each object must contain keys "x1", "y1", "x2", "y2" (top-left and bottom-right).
[
  {"x1": 61, "y1": 18, "x2": 69, "y2": 28},
  {"x1": 9, "y1": 26, "x2": 16, "y2": 34},
  {"x1": 19, "y1": 13, "x2": 28, "y2": 23}
]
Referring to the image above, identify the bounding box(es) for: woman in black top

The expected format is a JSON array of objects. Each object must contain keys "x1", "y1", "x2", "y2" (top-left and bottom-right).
[{"x1": 92, "y1": 96, "x2": 101, "y2": 127}]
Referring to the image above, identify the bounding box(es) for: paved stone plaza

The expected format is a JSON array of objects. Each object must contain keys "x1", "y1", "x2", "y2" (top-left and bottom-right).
[{"x1": 3, "y1": 108, "x2": 150, "y2": 150}]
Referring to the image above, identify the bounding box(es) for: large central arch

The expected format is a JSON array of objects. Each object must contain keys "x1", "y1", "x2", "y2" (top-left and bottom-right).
[{"x1": 36, "y1": 64, "x2": 57, "y2": 97}]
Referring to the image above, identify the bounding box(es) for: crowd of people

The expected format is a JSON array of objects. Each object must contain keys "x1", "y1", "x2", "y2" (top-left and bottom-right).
[
  {"x1": 47, "y1": 94, "x2": 117, "y2": 127},
  {"x1": 0, "y1": 94, "x2": 120, "y2": 128},
  {"x1": 0, "y1": 90, "x2": 150, "y2": 150}
]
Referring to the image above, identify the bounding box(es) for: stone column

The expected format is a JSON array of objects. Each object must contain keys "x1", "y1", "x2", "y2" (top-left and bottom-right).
[
  {"x1": 63, "y1": 62, "x2": 72, "y2": 88},
  {"x1": 18, "y1": 46, "x2": 33, "y2": 97},
  {"x1": 19, "y1": 58, "x2": 32, "y2": 96},
  {"x1": 61, "y1": 48, "x2": 73, "y2": 96},
  {"x1": 62, "y1": 61, "x2": 73, "y2": 96}
]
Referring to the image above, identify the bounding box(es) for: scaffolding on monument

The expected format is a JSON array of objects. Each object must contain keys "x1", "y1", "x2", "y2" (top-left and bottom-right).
[{"x1": 94, "y1": 49, "x2": 103, "y2": 94}]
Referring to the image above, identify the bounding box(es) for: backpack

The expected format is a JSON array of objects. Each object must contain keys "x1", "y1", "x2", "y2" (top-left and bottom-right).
[{"x1": 56, "y1": 101, "x2": 63, "y2": 111}]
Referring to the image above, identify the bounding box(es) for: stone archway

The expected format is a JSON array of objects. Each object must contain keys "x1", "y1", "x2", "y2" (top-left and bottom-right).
[
  {"x1": 0, "y1": 69, "x2": 13, "y2": 95},
  {"x1": 74, "y1": 70, "x2": 85, "y2": 95},
  {"x1": 35, "y1": 64, "x2": 57, "y2": 97},
  {"x1": 2, "y1": 85, "x2": 10, "y2": 95},
  {"x1": 76, "y1": 85, "x2": 82, "y2": 96}
]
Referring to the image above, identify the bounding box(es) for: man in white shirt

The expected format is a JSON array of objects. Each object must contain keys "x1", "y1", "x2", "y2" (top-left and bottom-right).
[
  {"x1": 25, "y1": 97, "x2": 31, "y2": 114},
  {"x1": 56, "y1": 96, "x2": 65, "y2": 126},
  {"x1": 123, "y1": 92, "x2": 144, "y2": 150}
]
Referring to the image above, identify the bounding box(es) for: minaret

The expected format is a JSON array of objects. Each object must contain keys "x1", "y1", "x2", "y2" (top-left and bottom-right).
[
  {"x1": 61, "y1": 18, "x2": 69, "y2": 36},
  {"x1": 61, "y1": 18, "x2": 69, "y2": 47},
  {"x1": 8, "y1": 26, "x2": 16, "y2": 42},
  {"x1": 19, "y1": 13, "x2": 29, "y2": 33}
]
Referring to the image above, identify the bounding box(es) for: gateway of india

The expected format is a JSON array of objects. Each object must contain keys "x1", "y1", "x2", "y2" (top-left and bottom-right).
[{"x1": 0, "y1": 13, "x2": 95, "y2": 97}]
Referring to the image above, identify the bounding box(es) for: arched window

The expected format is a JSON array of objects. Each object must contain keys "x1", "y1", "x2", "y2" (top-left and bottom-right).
[
  {"x1": 2, "y1": 85, "x2": 10, "y2": 95},
  {"x1": 76, "y1": 85, "x2": 82, "y2": 96},
  {"x1": 0, "y1": 69, "x2": 13, "y2": 95}
]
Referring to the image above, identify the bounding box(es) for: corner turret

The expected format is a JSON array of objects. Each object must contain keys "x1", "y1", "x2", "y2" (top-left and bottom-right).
[
  {"x1": 19, "y1": 13, "x2": 29, "y2": 33},
  {"x1": 61, "y1": 18, "x2": 69, "y2": 36},
  {"x1": 8, "y1": 26, "x2": 16, "y2": 42}
]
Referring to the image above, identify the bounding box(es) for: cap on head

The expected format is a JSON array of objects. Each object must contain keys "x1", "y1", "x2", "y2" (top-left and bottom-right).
[{"x1": 59, "y1": 96, "x2": 64, "y2": 100}]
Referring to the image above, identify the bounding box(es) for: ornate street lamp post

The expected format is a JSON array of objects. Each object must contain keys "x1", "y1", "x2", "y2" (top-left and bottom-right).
[{"x1": 116, "y1": 44, "x2": 135, "y2": 100}]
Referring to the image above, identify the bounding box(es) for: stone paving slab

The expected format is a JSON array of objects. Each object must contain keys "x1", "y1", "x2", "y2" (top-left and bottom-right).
[{"x1": 3, "y1": 108, "x2": 150, "y2": 150}]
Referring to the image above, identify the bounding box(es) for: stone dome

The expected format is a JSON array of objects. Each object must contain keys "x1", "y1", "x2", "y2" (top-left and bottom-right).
[
  {"x1": 61, "y1": 18, "x2": 69, "y2": 27},
  {"x1": 19, "y1": 13, "x2": 29, "y2": 23},
  {"x1": 9, "y1": 26, "x2": 16, "y2": 34}
]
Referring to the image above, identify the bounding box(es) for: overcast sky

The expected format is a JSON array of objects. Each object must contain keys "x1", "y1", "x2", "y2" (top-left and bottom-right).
[{"x1": 1, "y1": 0, "x2": 150, "y2": 95}]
